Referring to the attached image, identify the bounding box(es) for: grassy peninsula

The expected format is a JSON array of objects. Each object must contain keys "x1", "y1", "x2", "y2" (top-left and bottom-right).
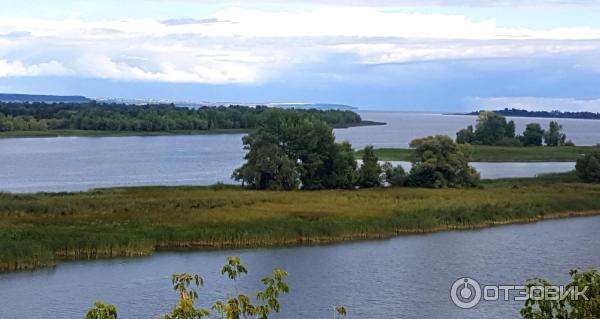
[
  {"x1": 2, "y1": 173, "x2": 600, "y2": 272},
  {"x1": 359, "y1": 145, "x2": 598, "y2": 162}
]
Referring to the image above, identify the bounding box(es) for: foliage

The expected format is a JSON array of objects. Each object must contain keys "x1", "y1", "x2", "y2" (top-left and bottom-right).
[
  {"x1": 455, "y1": 125, "x2": 475, "y2": 144},
  {"x1": 520, "y1": 269, "x2": 600, "y2": 319},
  {"x1": 358, "y1": 145, "x2": 382, "y2": 188},
  {"x1": 471, "y1": 112, "x2": 516, "y2": 145},
  {"x1": 406, "y1": 135, "x2": 479, "y2": 188},
  {"x1": 329, "y1": 142, "x2": 358, "y2": 189},
  {"x1": 233, "y1": 112, "x2": 358, "y2": 190},
  {"x1": 87, "y1": 257, "x2": 290, "y2": 319},
  {"x1": 576, "y1": 150, "x2": 600, "y2": 183},
  {"x1": 0, "y1": 102, "x2": 363, "y2": 133},
  {"x1": 521, "y1": 123, "x2": 545, "y2": 146},
  {"x1": 85, "y1": 301, "x2": 118, "y2": 319},
  {"x1": 468, "y1": 108, "x2": 600, "y2": 120},
  {"x1": 382, "y1": 162, "x2": 406, "y2": 186},
  {"x1": 544, "y1": 121, "x2": 568, "y2": 146},
  {"x1": 455, "y1": 112, "x2": 516, "y2": 145},
  {"x1": 334, "y1": 306, "x2": 348, "y2": 318},
  {"x1": 163, "y1": 273, "x2": 210, "y2": 319}
]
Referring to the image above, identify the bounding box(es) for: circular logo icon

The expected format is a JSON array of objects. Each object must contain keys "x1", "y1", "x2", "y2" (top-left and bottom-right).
[{"x1": 451, "y1": 277, "x2": 482, "y2": 309}]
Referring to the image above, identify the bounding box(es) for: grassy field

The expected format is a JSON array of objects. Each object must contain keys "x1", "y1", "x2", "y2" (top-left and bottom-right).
[
  {"x1": 358, "y1": 145, "x2": 599, "y2": 162},
  {"x1": 1, "y1": 173, "x2": 599, "y2": 272},
  {"x1": 0, "y1": 121, "x2": 385, "y2": 139}
]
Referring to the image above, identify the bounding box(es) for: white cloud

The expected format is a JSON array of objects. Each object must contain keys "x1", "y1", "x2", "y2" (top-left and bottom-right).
[
  {"x1": 468, "y1": 97, "x2": 600, "y2": 112},
  {"x1": 1, "y1": 8, "x2": 600, "y2": 83},
  {"x1": 0, "y1": 60, "x2": 72, "y2": 77}
]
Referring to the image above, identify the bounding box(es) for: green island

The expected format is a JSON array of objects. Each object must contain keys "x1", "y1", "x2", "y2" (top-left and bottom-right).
[
  {"x1": 2, "y1": 172, "x2": 600, "y2": 272},
  {"x1": 0, "y1": 102, "x2": 383, "y2": 138},
  {"x1": 359, "y1": 145, "x2": 599, "y2": 162}
]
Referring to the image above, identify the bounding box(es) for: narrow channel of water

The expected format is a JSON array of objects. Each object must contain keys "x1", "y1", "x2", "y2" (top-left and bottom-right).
[{"x1": 1, "y1": 216, "x2": 598, "y2": 319}]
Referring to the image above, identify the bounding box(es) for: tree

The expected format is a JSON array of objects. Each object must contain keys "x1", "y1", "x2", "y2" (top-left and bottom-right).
[
  {"x1": 358, "y1": 145, "x2": 382, "y2": 188},
  {"x1": 382, "y1": 162, "x2": 406, "y2": 186},
  {"x1": 406, "y1": 135, "x2": 479, "y2": 188},
  {"x1": 520, "y1": 268, "x2": 599, "y2": 319},
  {"x1": 326, "y1": 141, "x2": 358, "y2": 189},
  {"x1": 232, "y1": 130, "x2": 299, "y2": 190},
  {"x1": 233, "y1": 111, "x2": 361, "y2": 190},
  {"x1": 576, "y1": 150, "x2": 600, "y2": 183},
  {"x1": 455, "y1": 125, "x2": 474, "y2": 144},
  {"x1": 456, "y1": 112, "x2": 517, "y2": 145},
  {"x1": 544, "y1": 121, "x2": 567, "y2": 146},
  {"x1": 473, "y1": 111, "x2": 511, "y2": 145},
  {"x1": 521, "y1": 123, "x2": 545, "y2": 146}
]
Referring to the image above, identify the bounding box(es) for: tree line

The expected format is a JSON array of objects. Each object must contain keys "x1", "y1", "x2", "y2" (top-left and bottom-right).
[
  {"x1": 0, "y1": 102, "x2": 363, "y2": 132},
  {"x1": 456, "y1": 111, "x2": 574, "y2": 147},
  {"x1": 468, "y1": 108, "x2": 600, "y2": 120},
  {"x1": 233, "y1": 111, "x2": 480, "y2": 190}
]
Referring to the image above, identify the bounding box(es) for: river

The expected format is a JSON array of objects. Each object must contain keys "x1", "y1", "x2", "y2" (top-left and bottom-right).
[
  {"x1": 1, "y1": 215, "x2": 598, "y2": 319},
  {"x1": 1, "y1": 112, "x2": 597, "y2": 193}
]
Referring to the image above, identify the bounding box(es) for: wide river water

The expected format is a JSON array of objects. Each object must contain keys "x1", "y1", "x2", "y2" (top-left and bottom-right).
[
  {"x1": 0, "y1": 112, "x2": 598, "y2": 193},
  {"x1": 1, "y1": 111, "x2": 599, "y2": 318},
  {"x1": 1, "y1": 215, "x2": 599, "y2": 319}
]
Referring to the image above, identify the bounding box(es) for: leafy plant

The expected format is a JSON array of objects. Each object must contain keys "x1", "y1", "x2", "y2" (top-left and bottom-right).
[
  {"x1": 86, "y1": 257, "x2": 290, "y2": 319},
  {"x1": 85, "y1": 301, "x2": 118, "y2": 319},
  {"x1": 521, "y1": 269, "x2": 600, "y2": 319}
]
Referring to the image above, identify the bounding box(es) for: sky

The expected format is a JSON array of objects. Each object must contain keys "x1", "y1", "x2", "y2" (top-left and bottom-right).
[{"x1": 2, "y1": 1, "x2": 600, "y2": 111}]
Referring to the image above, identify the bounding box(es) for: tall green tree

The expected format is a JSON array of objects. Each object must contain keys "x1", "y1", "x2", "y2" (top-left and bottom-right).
[
  {"x1": 521, "y1": 123, "x2": 545, "y2": 146},
  {"x1": 326, "y1": 141, "x2": 358, "y2": 189},
  {"x1": 233, "y1": 111, "x2": 359, "y2": 190},
  {"x1": 473, "y1": 111, "x2": 513, "y2": 145},
  {"x1": 358, "y1": 145, "x2": 382, "y2": 188},
  {"x1": 406, "y1": 135, "x2": 479, "y2": 188},
  {"x1": 456, "y1": 112, "x2": 517, "y2": 145},
  {"x1": 544, "y1": 121, "x2": 567, "y2": 146}
]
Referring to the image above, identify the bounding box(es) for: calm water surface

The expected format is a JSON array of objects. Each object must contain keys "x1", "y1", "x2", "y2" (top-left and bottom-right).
[
  {"x1": 1, "y1": 112, "x2": 597, "y2": 193},
  {"x1": 1, "y1": 216, "x2": 598, "y2": 319}
]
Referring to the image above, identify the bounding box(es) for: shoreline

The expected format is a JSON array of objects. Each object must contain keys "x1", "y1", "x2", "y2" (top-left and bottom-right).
[
  {"x1": 4, "y1": 210, "x2": 599, "y2": 273},
  {"x1": 0, "y1": 121, "x2": 386, "y2": 139},
  {"x1": 360, "y1": 146, "x2": 597, "y2": 162},
  {"x1": 2, "y1": 178, "x2": 600, "y2": 273}
]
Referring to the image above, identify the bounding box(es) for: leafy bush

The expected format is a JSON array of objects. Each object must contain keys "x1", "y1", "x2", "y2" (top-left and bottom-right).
[
  {"x1": 576, "y1": 150, "x2": 600, "y2": 183},
  {"x1": 406, "y1": 135, "x2": 480, "y2": 188}
]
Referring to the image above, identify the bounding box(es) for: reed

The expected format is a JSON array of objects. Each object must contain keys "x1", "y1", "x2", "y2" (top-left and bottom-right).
[
  {"x1": 1, "y1": 174, "x2": 599, "y2": 272},
  {"x1": 360, "y1": 145, "x2": 599, "y2": 162}
]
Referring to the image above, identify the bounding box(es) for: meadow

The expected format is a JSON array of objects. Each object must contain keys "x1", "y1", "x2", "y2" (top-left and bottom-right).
[
  {"x1": 360, "y1": 145, "x2": 598, "y2": 162},
  {"x1": 1, "y1": 173, "x2": 599, "y2": 272}
]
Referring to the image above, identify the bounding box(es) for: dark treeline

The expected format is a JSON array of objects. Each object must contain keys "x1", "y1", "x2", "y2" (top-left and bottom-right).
[
  {"x1": 467, "y1": 108, "x2": 600, "y2": 120},
  {"x1": 0, "y1": 102, "x2": 363, "y2": 132}
]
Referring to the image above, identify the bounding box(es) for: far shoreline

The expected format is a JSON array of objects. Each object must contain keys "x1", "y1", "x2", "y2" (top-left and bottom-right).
[{"x1": 0, "y1": 120, "x2": 386, "y2": 139}]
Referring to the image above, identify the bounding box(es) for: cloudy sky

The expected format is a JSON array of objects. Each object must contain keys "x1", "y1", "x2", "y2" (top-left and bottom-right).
[{"x1": 2, "y1": 0, "x2": 600, "y2": 111}]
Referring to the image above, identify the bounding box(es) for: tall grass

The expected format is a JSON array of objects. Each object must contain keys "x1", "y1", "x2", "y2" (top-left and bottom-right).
[
  {"x1": 1, "y1": 176, "x2": 600, "y2": 272},
  {"x1": 362, "y1": 146, "x2": 599, "y2": 162}
]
